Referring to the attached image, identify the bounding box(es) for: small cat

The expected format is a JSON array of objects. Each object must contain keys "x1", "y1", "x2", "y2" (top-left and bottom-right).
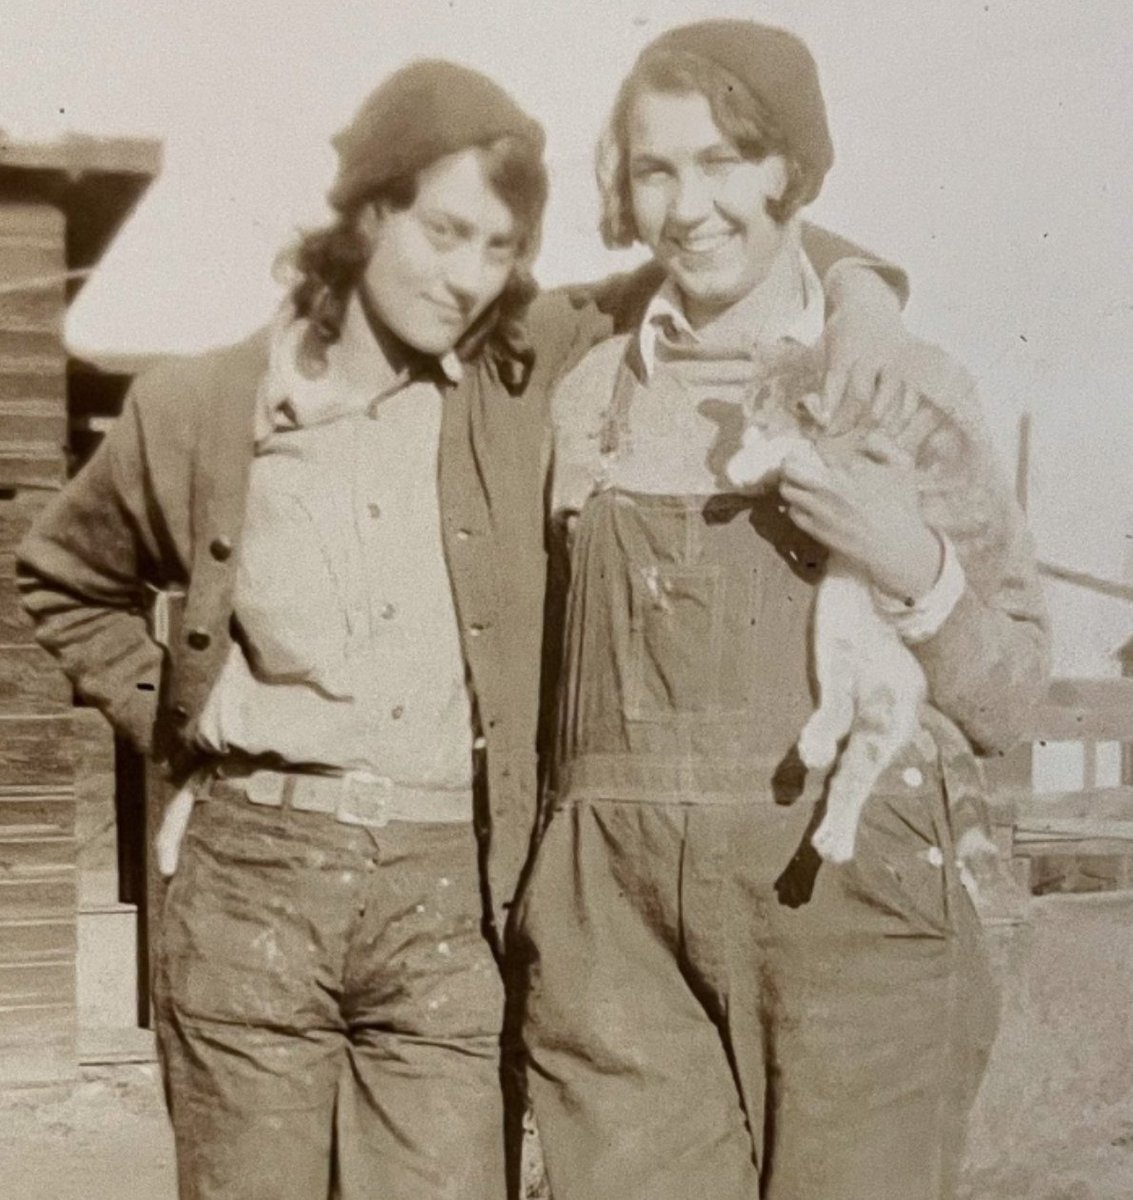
[{"x1": 724, "y1": 351, "x2": 927, "y2": 864}]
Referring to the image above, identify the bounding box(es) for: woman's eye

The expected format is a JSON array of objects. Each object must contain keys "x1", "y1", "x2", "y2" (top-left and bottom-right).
[{"x1": 423, "y1": 218, "x2": 458, "y2": 247}]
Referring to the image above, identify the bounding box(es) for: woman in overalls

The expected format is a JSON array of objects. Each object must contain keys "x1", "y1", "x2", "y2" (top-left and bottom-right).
[{"x1": 516, "y1": 21, "x2": 1049, "y2": 1200}]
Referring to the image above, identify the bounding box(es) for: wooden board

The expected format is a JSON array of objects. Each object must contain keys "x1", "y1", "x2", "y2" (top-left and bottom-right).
[
  {"x1": 1025, "y1": 678, "x2": 1133, "y2": 743},
  {"x1": 0, "y1": 644, "x2": 72, "y2": 712},
  {"x1": 0, "y1": 488, "x2": 53, "y2": 552}
]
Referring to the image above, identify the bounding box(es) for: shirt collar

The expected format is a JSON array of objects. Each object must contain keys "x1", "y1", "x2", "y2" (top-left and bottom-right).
[
  {"x1": 257, "y1": 294, "x2": 462, "y2": 441},
  {"x1": 636, "y1": 248, "x2": 825, "y2": 378}
]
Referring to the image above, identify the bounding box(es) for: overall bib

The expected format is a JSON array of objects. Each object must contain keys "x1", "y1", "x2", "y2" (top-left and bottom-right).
[{"x1": 518, "y1": 477, "x2": 997, "y2": 1200}]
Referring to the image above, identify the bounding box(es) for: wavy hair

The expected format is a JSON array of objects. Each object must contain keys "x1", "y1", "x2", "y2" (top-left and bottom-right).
[
  {"x1": 278, "y1": 135, "x2": 547, "y2": 374},
  {"x1": 596, "y1": 48, "x2": 812, "y2": 249}
]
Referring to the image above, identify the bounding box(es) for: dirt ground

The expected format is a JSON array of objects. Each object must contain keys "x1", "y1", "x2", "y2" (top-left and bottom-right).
[
  {"x1": 2, "y1": 896, "x2": 1130, "y2": 1199},
  {"x1": 2, "y1": 1062, "x2": 1130, "y2": 1200}
]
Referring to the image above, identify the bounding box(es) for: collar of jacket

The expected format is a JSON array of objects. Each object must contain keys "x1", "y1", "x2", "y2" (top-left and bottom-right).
[{"x1": 454, "y1": 296, "x2": 536, "y2": 397}]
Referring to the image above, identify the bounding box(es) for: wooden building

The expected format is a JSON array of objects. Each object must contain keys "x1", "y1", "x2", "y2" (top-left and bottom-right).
[{"x1": 0, "y1": 134, "x2": 160, "y2": 1086}]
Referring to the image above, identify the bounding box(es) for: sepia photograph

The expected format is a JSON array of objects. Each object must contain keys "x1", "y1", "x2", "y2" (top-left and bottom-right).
[{"x1": 0, "y1": 2, "x2": 1130, "y2": 1197}]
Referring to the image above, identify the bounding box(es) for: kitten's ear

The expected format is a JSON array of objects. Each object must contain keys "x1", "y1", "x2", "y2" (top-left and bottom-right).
[{"x1": 799, "y1": 391, "x2": 831, "y2": 429}]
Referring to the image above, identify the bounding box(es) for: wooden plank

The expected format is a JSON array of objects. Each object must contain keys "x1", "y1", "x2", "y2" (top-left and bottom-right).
[
  {"x1": 73, "y1": 707, "x2": 117, "y2": 898},
  {"x1": 0, "y1": 134, "x2": 162, "y2": 178},
  {"x1": 0, "y1": 961, "x2": 75, "y2": 1006},
  {"x1": 1013, "y1": 786, "x2": 1133, "y2": 822},
  {"x1": 0, "y1": 203, "x2": 66, "y2": 240},
  {"x1": 0, "y1": 563, "x2": 35, "y2": 643},
  {"x1": 0, "y1": 713, "x2": 73, "y2": 787},
  {"x1": 0, "y1": 488, "x2": 53, "y2": 551},
  {"x1": 1027, "y1": 678, "x2": 1133, "y2": 742},
  {"x1": 0, "y1": 834, "x2": 75, "y2": 874},
  {"x1": 0, "y1": 329, "x2": 63, "y2": 362},
  {"x1": 0, "y1": 643, "x2": 72, "y2": 711},
  {"x1": 0, "y1": 284, "x2": 63, "y2": 334},
  {"x1": 0, "y1": 399, "x2": 67, "y2": 446},
  {"x1": 0, "y1": 918, "x2": 77, "y2": 964},
  {"x1": 0, "y1": 367, "x2": 66, "y2": 405},
  {"x1": 1031, "y1": 854, "x2": 1132, "y2": 895},
  {"x1": 0, "y1": 794, "x2": 74, "y2": 836},
  {"x1": 0, "y1": 446, "x2": 67, "y2": 489},
  {"x1": 0, "y1": 874, "x2": 76, "y2": 920}
]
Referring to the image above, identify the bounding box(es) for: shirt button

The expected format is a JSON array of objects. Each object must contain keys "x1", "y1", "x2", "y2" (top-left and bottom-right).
[
  {"x1": 209, "y1": 536, "x2": 233, "y2": 562},
  {"x1": 901, "y1": 766, "x2": 924, "y2": 788},
  {"x1": 186, "y1": 628, "x2": 211, "y2": 651},
  {"x1": 391, "y1": 705, "x2": 404, "y2": 720},
  {"x1": 380, "y1": 603, "x2": 396, "y2": 620},
  {"x1": 456, "y1": 529, "x2": 471, "y2": 541},
  {"x1": 468, "y1": 623, "x2": 485, "y2": 637},
  {"x1": 172, "y1": 702, "x2": 190, "y2": 721}
]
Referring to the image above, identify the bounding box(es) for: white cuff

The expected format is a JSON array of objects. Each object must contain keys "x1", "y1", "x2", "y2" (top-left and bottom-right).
[{"x1": 871, "y1": 533, "x2": 965, "y2": 645}]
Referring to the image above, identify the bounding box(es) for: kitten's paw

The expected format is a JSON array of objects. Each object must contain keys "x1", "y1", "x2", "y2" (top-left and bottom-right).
[
  {"x1": 797, "y1": 723, "x2": 838, "y2": 771},
  {"x1": 811, "y1": 814, "x2": 858, "y2": 863}
]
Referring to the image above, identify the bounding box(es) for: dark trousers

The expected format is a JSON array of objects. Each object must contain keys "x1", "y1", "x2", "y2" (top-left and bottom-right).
[
  {"x1": 155, "y1": 793, "x2": 506, "y2": 1200},
  {"x1": 516, "y1": 785, "x2": 998, "y2": 1200}
]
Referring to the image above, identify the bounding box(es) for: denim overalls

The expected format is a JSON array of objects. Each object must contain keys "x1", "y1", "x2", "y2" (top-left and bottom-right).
[{"x1": 517, "y1": 345, "x2": 997, "y2": 1200}]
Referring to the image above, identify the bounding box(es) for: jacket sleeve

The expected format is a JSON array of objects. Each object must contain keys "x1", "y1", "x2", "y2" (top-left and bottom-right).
[
  {"x1": 800, "y1": 222, "x2": 910, "y2": 307},
  {"x1": 16, "y1": 372, "x2": 188, "y2": 751},
  {"x1": 909, "y1": 384, "x2": 1051, "y2": 755}
]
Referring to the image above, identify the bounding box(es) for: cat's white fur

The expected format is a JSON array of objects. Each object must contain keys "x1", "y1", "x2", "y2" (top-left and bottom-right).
[{"x1": 726, "y1": 422, "x2": 927, "y2": 864}]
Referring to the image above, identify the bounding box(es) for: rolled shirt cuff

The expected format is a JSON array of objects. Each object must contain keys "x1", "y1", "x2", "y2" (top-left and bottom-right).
[{"x1": 871, "y1": 532, "x2": 966, "y2": 644}]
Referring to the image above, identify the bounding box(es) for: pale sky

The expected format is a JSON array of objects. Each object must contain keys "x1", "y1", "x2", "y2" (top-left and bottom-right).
[{"x1": 2, "y1": 0, "x2": 1131, "y2": 685}]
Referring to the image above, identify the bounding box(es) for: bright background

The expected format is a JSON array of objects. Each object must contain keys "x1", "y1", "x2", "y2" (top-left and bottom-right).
[{"x1": 2, "y1": 0, "x2": 1131, "y2": 712}]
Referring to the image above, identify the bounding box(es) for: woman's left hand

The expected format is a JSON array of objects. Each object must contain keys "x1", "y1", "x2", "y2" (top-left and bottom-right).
[
  {"x1": 818, "y1": 267, "x2": 924, "y2": 436},
  {"x1": 779, "y1": 434, "x2": 942, "y2": 602}
]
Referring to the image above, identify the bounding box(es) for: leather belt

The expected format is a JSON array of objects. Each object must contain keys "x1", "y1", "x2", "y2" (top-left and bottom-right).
[{"x1": 208, "y1": 765, "x2": 474, "y2": 828}]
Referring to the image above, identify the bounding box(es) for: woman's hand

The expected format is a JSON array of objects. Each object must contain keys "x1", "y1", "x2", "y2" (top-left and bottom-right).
[
  {"x1": 819, "y1": 266, "x2": 924, "y2": 436},
  {"x1": 779, "y1": 435, "x2": 942, "y2": 602}
]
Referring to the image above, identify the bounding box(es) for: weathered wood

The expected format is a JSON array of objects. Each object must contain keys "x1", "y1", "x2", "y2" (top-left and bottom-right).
[
  {"x1": 0, "y1": 999, "x2": 76, "y2": 1086},
  {"x1": 0, "y1": 284, "x2": 64, "y2": 334},
  {"x1": 0, "y1": 792, "x2": 74, "y2": 835},
  {"x1": 0, "y1": 399, "x2": 67, "y2": 446},
  {"x1": 0, "y1": 918, "x2": 77, "y2": 964},
  {"x1": 1012, "y1": 786, "x2": 1133, "y2": 822},
  {"x1": 0, "y1": 329, "x2": 63, "y2": 362},
  {"x1": 0, "y1": 961, "x2": 75, "y2": 1006},
  {"x1": 0, "y1": 643, "x2": 72, "y2": 711},
  {"x1": 0, "y1": 873, "x2": 75, "y2": 920},
  {"x1": 0, "y1": 488, "x2": 53, "y2": 550},
  {"x1": 0, "y1": 367, "x2": 66, "y2": 405},
  {"x1": 1025, "y1": 678, "x2": 1133, "y2": 742},
  {"x1": 73, "y1": 707, "x2": 118, "y2": 895},
  {"x1": 1031, "y1": 855, "x2": 1131, "y2": 895},
  {"x1": 0, "y1": 445, "x2": 67, "y2": 489},
  {"x1": 0, "y1": 712, "x2": 75, "y2": 788},
  {"x1": 0, "y1": 833, "x2": 75, "y2": 874},
  {"x1": 0, "y1": 202, "x2": 67, "y2": 240},
  {"x1": 0, "y1": 561, "x2": 35, "y2": 643}
]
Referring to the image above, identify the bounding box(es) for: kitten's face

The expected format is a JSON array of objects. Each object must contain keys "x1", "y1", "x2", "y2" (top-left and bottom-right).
[{"x1": 747, "y1": 343, "x2": 825, "y2": 427}]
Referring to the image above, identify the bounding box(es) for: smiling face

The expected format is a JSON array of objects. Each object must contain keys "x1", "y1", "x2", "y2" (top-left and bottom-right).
[
  {"x1": 360, "y1": 147, "x2": 521, "y2": 355},
  {"x1": 627, "y1": 88, "x2": 791, "y2": 328}
]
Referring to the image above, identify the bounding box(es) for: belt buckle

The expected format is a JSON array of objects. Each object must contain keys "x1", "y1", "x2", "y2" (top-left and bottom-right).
[{"x1": 336, "y1": 770, "x2": 392, "y2": 827}]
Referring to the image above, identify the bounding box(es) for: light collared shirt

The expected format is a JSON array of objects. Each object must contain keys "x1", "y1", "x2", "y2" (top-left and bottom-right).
[
  {"x1": 197, "y1": 296, "x2": 477, "y2": 789},
  {"x1": 637, "y1": 251, "x2": 826, "y2": 380},
  {"x1": 569, "y1": 246, "x2": 964, "y2": 638}
]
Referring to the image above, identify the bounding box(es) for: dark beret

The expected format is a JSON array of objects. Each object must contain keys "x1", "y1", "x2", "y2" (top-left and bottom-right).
[
  {"x1": 328, "y1": 59, "x2": 545, "y2": 213},
  {"x1": 643, "y1": 20, "x2": 833, "y2": 206}
]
